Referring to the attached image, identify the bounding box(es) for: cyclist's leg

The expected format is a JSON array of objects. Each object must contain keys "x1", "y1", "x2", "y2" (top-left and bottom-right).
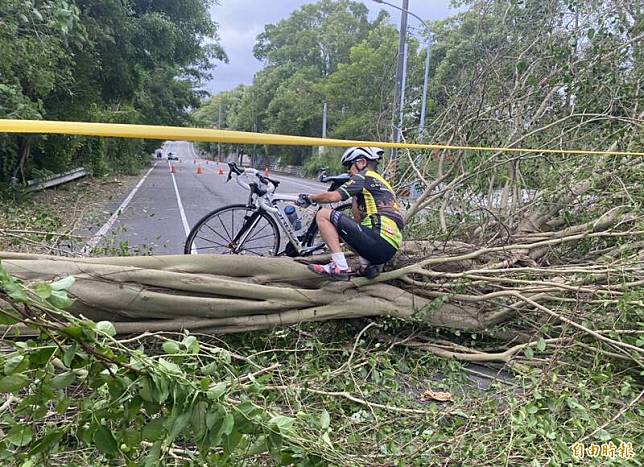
[
  {"x1": 315, "y1": 208, "x2": 343, "y2": 254},
  {"x1": 330, "y1": 211, "x2": 397, "y2": 277},
  {"x1": 307, "y1": 208, "x2": 351, "y2": 280}
]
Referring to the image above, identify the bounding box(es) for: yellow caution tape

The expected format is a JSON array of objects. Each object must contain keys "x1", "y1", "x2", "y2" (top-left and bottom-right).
[{"x1": 0, "y1": 119, "x2": 642, "y2": 157}]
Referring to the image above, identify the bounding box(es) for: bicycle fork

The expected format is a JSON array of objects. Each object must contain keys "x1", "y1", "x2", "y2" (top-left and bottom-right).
[{"x1": 229, "y1": 211, "x2": 263, "y2": 253}]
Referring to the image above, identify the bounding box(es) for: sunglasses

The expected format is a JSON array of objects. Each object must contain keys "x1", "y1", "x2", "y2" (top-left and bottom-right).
[{"x1": 343, "y1": 159, "x2": 366, "y2": 170}]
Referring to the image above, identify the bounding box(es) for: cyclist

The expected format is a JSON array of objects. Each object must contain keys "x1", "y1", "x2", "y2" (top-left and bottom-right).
[{"x1": 297, "y1": 147, "x2": 404, "y2": 281}]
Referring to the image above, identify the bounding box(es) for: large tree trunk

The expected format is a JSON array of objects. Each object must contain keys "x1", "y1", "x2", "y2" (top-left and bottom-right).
[
  {"x1": 0, "y1": 253, "x2": 428, "y2": 334},
  {"x1": 1, "y1": 204, "x2": 639, "y2": 341}
]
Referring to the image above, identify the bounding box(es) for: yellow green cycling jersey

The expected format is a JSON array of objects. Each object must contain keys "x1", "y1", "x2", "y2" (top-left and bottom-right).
[{"x1": 337, "y1": 169, "x2": 404, "y2": 249}]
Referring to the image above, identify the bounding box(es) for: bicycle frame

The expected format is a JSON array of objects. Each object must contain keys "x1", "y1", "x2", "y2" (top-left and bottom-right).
[{"x1": 230, "y1": 167, "x2": 327, "y2": 256}]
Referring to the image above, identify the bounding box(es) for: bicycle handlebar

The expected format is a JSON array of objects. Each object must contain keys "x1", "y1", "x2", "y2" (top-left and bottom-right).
[{"x1": 227, "y1": 162, "x2": 281, "y2": 192}]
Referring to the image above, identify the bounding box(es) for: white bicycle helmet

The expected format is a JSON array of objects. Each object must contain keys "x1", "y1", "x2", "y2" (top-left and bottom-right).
[{"x1": 340, "y1": 146, "x2": 384, "y2": 168}]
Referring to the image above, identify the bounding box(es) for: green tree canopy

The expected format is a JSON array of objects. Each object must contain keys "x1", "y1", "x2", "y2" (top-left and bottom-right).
[{"x1": 0, "y1": 0, "x2": 226, "y2": 183}]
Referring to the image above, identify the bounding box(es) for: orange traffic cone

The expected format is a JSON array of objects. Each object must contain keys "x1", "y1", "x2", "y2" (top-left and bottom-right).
[
  {"x1": 170, "y1": 164, "x2": 176, "y2": 174},
  {"x1": 264, "y1": 167, "x2": 270, "y2": 177},
  {"x1": 196, "y1": 166, "x2": 204, "y2": 175},
  {"x1": 217, "y1": 167, "x2": 225, "y2": 175}
]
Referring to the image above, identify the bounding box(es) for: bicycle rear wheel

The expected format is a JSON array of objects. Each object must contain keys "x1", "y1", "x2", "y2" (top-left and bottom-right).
[{"x1": 184, "y1": 204, "x2": 280, "y2": 256}]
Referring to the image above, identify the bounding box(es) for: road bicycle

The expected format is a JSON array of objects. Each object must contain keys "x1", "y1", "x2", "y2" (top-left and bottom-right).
[{"x1": 184, "y1": 162, "x2": 351, "y2": 257}]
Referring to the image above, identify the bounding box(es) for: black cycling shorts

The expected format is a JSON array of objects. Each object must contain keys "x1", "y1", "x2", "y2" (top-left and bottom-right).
[{"x1": 330, "y1": 210, "x2": 397, "y2": 265}]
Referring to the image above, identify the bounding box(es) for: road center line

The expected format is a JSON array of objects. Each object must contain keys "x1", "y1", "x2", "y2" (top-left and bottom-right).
[
  {"x1": 169, "y1": 160, "x2": 197, "y2": 254},
  {"x1": 81, "y1": 162, "x2": 157, "y2": 256}
]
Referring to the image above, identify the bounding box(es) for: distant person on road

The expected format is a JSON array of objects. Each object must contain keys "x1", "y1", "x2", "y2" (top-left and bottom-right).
[{"x1": 297, "y1": 147, "x2": 404, "y2": 281}]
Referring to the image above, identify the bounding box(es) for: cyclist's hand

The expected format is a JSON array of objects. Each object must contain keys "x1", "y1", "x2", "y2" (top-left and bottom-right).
[{"x1": 296, "y1": 194, "x2": 312, "y2": 208}]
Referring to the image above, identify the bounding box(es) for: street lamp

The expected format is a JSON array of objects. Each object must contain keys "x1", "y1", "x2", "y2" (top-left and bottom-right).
[{"x1": 372, "y1": 0, "x2": 432, "y2": 139}]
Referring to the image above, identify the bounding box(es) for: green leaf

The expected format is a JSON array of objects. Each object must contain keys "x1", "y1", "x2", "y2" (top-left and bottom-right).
[
  {"x1": 0, "y1": 310, "x2": 19, "y2": 325},
  {"x1": 6, "y1": 425, "x2": 33, "y2": 447},
  {"x1": 201, "y1": 361, "x2": 219, "y2": 376},
  {"x1": 220, "y1": 412, "x2": 235, "y2": 436},
  {"x1": 182, "y1": 335, "x2": 200, "y2": 354},
  {"x1": 536, "y1": 338, "x2": 546, "y2": 352},
  {"x1": 269, "y1": 415, "x2": 295, "y2": 433},
  {"x1": 5, "y1": 281, "x2": 27, "y2": 302},
  {"x1": 151, "y1": 374, "x2": 170, "y2": 403},
  {"x1": 166, "y1": 412, "x2": 191, "y2": 442},
  {"x1": 319, "y1": 409, "x2": 330, "y2": 430},
  {"x1": 162, "y1": 341, "x2": 181, "y2": 354},
  {"x1": 206, "y1": 408, "x2": 224, "y2": 430},
  {"x1": 96, "y1": 321, "x2": 116, "y2": 337},
  {"x1": 0, "y1": 373, "x2": 30, "y2": 393},
  {"x1": 191, "y1": 401, "x2": 209, "y2": 440},
  {"x1": 597, "y1": 429, "x2": 611, "y2": 442},
  {"x1": 247, "y1": 435, "x2": 268, "y2": 456},
  {"x1": 322, "y1": 432, "x2": 334, "y2": 449},
  {"x1": 4, "y1": 354, "x2": 27, "y2": 375},
  {"x1": 139, "y1": 377, "x2": 154, "y2": 402},
  {"x1": 50, "y1": 276, "x2": 75, "y2": 291},
  {"x1": 211, "y1": 347, "x2": 232, "y2": 364},
  {"x1": 60, "y1": 325, "x2": 83, "y2": 339},
  {"x1": 29, "y1": 346, "x2": 56, "y2": 368},
  {"x1": 268, "y1": 431, "x2": 283, "y2": 455},
  {"x1": 94, "y1": 425, "x2": 118, "y2": 456},
  {"x1": 224, "y1": 430, "x2": 243, "y2": 453},
  {"x1": 63, "y1": 343, "x2": 77, "y2": 367},
  {"x1": 158, "y1": 358, "x2": 182, "y2": 375},
  {"x1": 142, "y1": 418, "x2": 166, "y2": 442},
  {"x1": 123, "y1": 429, "x2": 141, "y2": 449},
  {"x1": 34, "y1": 283, "x2": 52, "y2": 299},
  {"x1": 207, "y1": 382, "x2": 227, "y2": 400},
  {"x1": 48, "y1": 289, "x2": 73, "y2": 309},
  {"x1": 51, "y1": 372, "x2": 76, "y2": 389},
  {"x1": 524, "y1": 346, "x2": 534, "y2": 359}
]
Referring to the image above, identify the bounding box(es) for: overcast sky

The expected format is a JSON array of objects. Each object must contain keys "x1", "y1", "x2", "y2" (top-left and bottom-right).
[{"x1": 206, "y1": 0, "x2": 461, "y2": 95}]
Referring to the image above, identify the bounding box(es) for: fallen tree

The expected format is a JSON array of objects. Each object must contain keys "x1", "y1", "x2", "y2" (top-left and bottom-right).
[{"x1": 2, "y1": 200, "x2": 641, "y2": 365}]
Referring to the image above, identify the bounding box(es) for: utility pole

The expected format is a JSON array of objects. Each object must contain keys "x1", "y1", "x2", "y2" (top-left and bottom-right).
[
  {"x1": 322, "y1": 102, "x2": 327, "y2": 139},
  {"x1": 400, "y1": 41, "x2": 408, "y2": 138},
  {"x1": 391, "y1": 0, "x2": 409, "y2": 162},
  {"x1": 319, "y1": 102, "x2": 327, "y2": 156},
  {"x1": 373, "y1": 0, "x2": 432, "y2": 141}
]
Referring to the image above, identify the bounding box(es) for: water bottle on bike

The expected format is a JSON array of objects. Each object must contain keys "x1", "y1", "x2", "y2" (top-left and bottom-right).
[{"x1": 283, "y1": 205, "x2": 302, "y2": 231}]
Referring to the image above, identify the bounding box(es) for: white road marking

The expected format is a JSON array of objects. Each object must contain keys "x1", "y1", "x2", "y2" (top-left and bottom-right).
[
  {"x1": 81, "y1": 162, "x2": 157, "y2": 256},
  {"x1": 168, "y1": 160, "x2": 197, "y2": 255},
  {"x1": 188, "y1": 142, "x2": 199, "y2": 160}
]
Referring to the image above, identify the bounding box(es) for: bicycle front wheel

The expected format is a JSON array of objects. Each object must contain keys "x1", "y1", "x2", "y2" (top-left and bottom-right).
[{"x1": 184, "y1": 204, "x2": 280, "y2": 256}]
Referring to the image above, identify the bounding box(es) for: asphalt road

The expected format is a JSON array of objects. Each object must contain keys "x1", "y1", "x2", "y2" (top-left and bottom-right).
[{"x1": 95, "y1": 141, "x2": 328, "y2": 255}]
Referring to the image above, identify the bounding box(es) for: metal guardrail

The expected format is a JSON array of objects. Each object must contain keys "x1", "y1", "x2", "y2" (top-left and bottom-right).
[{"x1": 26, "y1": 167, "x2": 89, "y2": 192}]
